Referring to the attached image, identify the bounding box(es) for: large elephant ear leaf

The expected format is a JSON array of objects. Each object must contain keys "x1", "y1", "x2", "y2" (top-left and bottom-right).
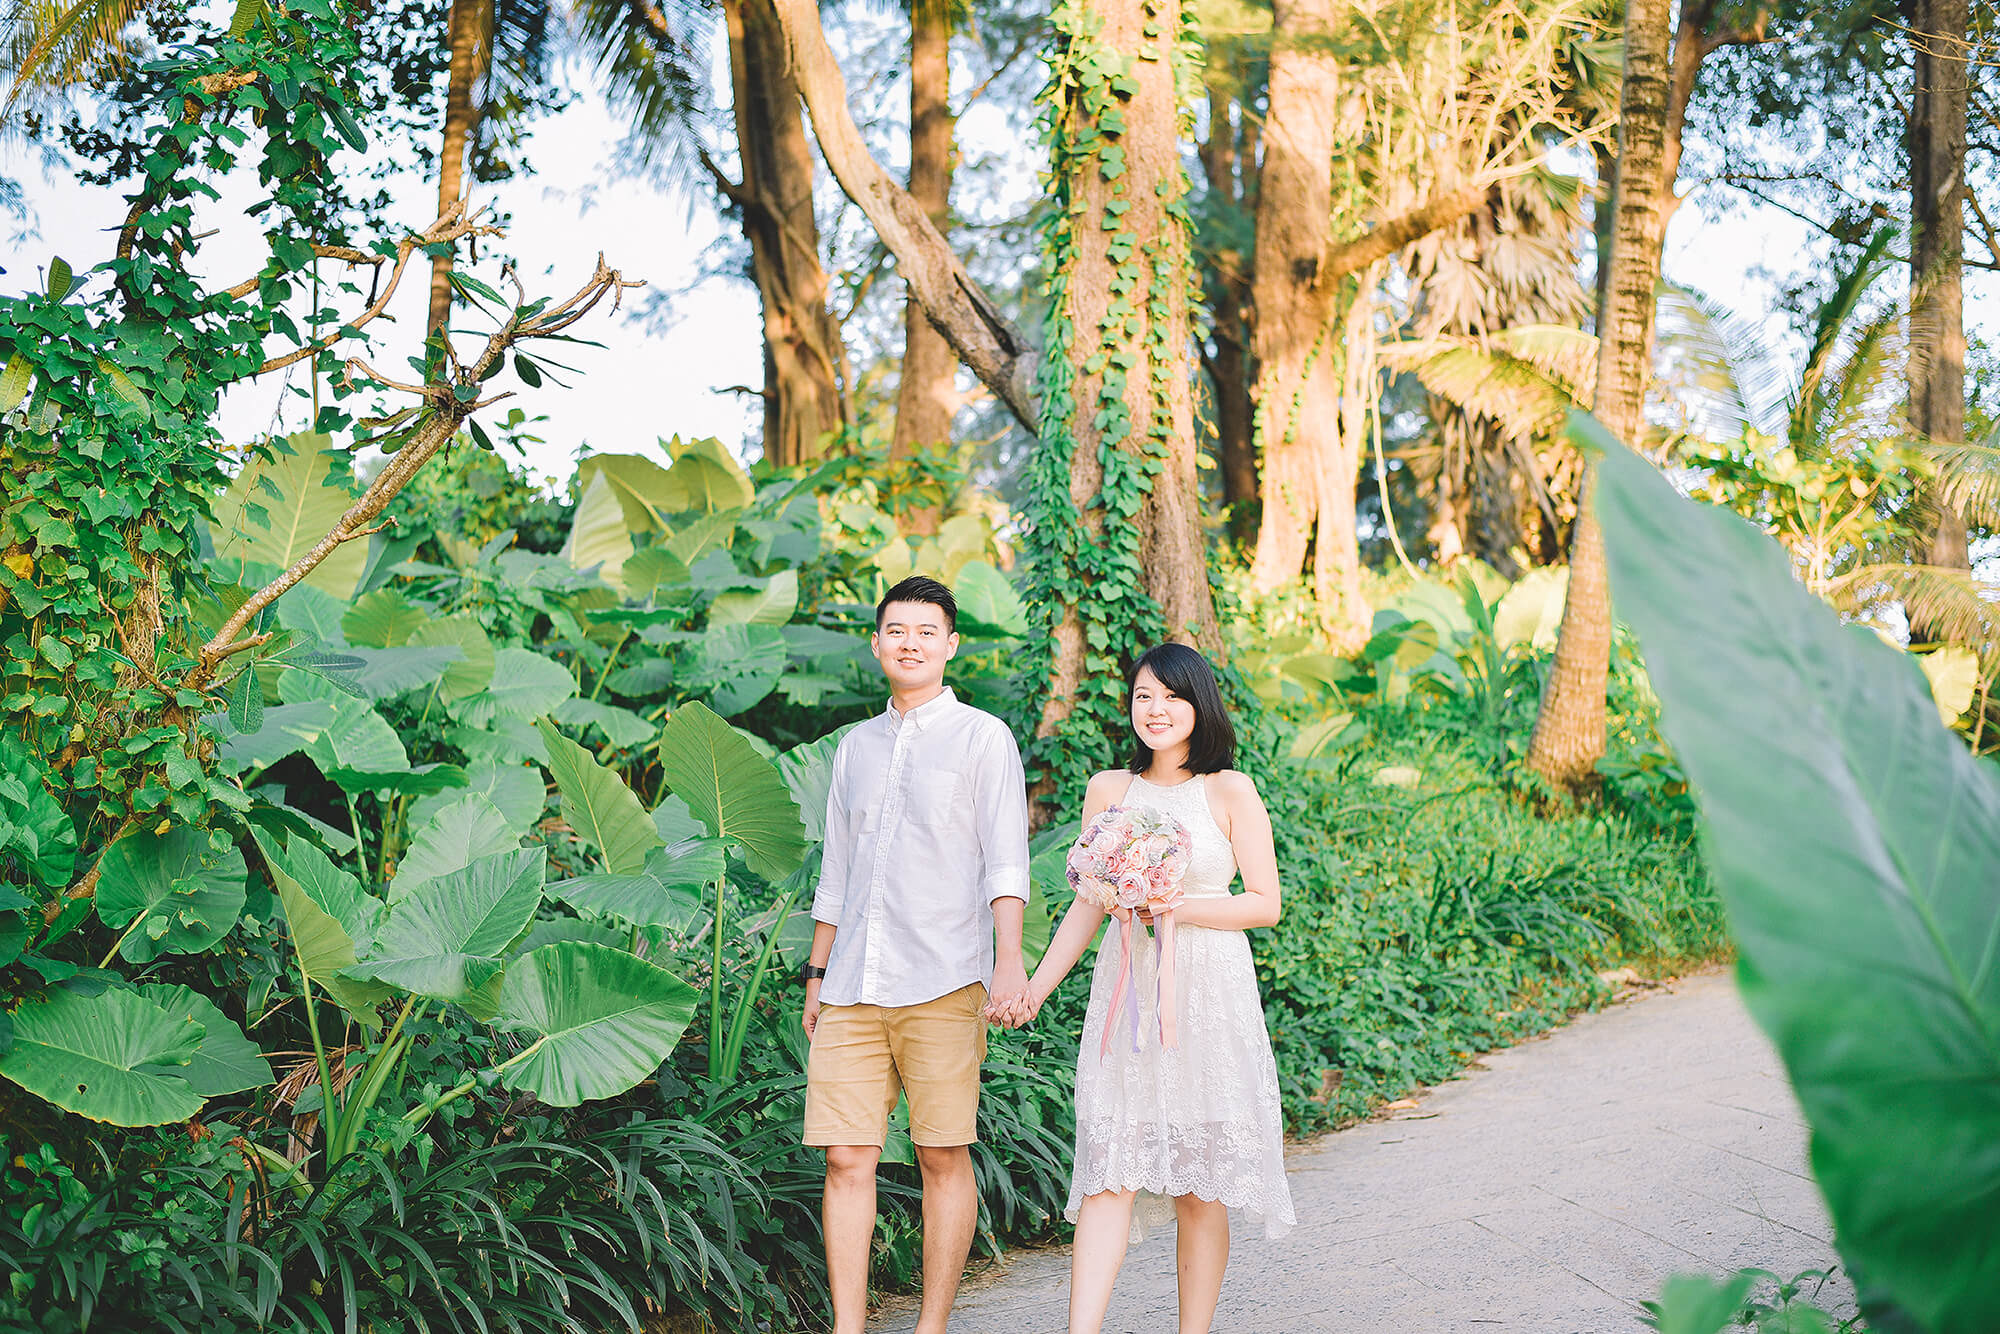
[
  {"x1": 547, "y1": 838, "x2": 722, "y2": 930},
  {"x1": 95, "y1": 827, "x2": 247, "y2": 963},
  {"x1": 0, "y1": 988, "x2": 204, "y2": 1126},
  {"x1": 351, "y1": 849, "x2": 544, "y2": 1018},
  {"x1": 535, "y1": 719, "x2": 662, "y2": 874},
  {"x1": 1589, "y1": 411, "x2": 2000, "y2": 1333},
  {"x1": 656, "y1": 701, "x2": 805, "y2": 880},
  {"x1": 490, "y1": 943, "x2": 697, "y2": 1106},
  {"x1": 135, "y1": 984, "x2": 273, "y2": 1097},
  {"x1": 776, "y1": 723, "x2": 857, "y2": 844},
  {"x1": 254, "y1": 830, "x2": 389, "y2": 1032}
]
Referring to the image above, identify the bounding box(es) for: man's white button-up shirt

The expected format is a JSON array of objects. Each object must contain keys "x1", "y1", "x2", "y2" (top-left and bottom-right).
[{"x1": 812, "y1": 686, "x2": 1030, "y2": 1008}]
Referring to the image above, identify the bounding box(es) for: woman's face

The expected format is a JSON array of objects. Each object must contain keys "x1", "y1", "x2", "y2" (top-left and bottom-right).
[{"x1": 1130, "y1": 665, "x2": 1197, "y2": 757}]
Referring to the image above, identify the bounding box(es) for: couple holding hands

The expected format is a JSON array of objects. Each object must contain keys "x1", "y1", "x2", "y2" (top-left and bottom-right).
[{"x1": 801, "y1": 576, "x2": 1294, "y2": 1334}]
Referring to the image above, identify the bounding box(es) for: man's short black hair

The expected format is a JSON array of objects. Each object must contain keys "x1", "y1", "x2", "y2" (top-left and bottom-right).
[
  {"x1": 1126, "y1": 642, "x2": 1236, "y2": 775},
  {"x1": 877, "y1": 575, "x2": 957, "y2": 633}
]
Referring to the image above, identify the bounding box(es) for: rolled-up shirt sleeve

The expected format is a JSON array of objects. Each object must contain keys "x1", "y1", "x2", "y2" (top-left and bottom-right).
[
  {"x1": 973, "y1": 723, "x2": 1031, "y2": 904},
  {"x1": 812, "y1": 743, "x2": 852, "y2": 925}
]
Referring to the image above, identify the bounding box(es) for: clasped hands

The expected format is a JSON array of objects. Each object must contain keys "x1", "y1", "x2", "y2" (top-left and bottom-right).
[{"x1": 984, "y1": 957, "x2": 1037, "y2": 1029}]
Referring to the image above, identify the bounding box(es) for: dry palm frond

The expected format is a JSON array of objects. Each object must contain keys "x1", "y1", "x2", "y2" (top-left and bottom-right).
[
  {"x1": 1652, "y1": 281, "x2": 1790, "y2": 440},
  {"x1": 1827, "y1": 562, "x2": 2000, "y2": 670},
  {"x1": 1383, "y1": 323, "x2": 1595, "y2": 440},
  {"x1": 1929, "y1": 439, "x2": 2000, "y2": 530}
]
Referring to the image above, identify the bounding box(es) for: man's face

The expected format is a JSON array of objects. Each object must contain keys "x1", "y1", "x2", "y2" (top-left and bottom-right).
[{"x1": 872, "y1": 600, "x2": 958, "y2": 694}]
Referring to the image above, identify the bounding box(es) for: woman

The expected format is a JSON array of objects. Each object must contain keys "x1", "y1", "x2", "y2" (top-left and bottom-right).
[{"x1": 1005, "y1": 642, "x2": 1294, "y2": 1334}]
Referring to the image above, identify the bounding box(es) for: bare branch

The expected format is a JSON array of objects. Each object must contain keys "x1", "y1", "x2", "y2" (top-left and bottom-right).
[
  {"x1": 1318, "y1": 184, "x2": 1489, "y2": 287},
  {"x1": 217, "y1": 246, "x2": 386, "y2": 301},
  {"x1": 188, "y1": 258, "x2": 640, "y2": 689},
  {"x1": 253, "y1": 203, "x2": 500, "y2": 377}
]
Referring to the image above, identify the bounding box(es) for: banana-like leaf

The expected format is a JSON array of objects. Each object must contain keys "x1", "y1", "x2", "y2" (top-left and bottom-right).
[
  {"x1": 297, "y1": 692, "x2": 410, "y2": 777},
  {"x1": 213, "y1": 699, "x2": 338, "y2": 771},
  {"x1": 342, "y1": 588, "x2": 428, "y2": 648},
  {"x1": 95, "y1": 827, "x2": 247, "y2": 963},
  {"x1": 448, "y1": 648, "x2": 577, "y2": 726},
  {"x1": 552, "y1": 698, "x2": 657, "y2": 748},
  {"x1": 560, "y1": 470, "x2": 638, "y2": 592},
  {"x1": 210, "y1": 433, "x2": 367, "y2": 598},
  {"x1": 547, "y1": 838, "x2": 722, "y2": 930},
  {"x1": 392, "y1": 793, "x2": 519, "y2": 898},
  {"x1": 775, "y1": 723, "x2": 858, "y2": 844},
  {"x1": 134, "y1": 984, "x2": 272, "y2": 1097},
  {"x1": 681, "y1": 622, "x2": 785, "y2": 715},
  {"x1": 1591, "y1": 411, "x2": 2000, "y2": 1332},
  {"x1": 0, "y1": 988, "x2": 203, "y2": 1126},
  {"x1": 407, "y1": 616, "x2": 496, "y2": 701},
  {"x1": 344, "y1": 645, "x2": 467, "y2": 701},
  {"x1": 662, "y1": 436, "x2": 754, "y2": 512},
  {"x1": 257, "y1": 831, "x2": 389, "y2": 1030},
  {"x1": 409, "y1": 759, "x2": 546, "y2": 836},
  {"x1": 953, "y1": 560, "x2": 1028, "y2": 638},
  {"x1": 709, "y1": 569, "x2": 799, "y2": 626},
  {"x1": 350, "y1": 849, "x2": 544, "y2": 1018},
  {"x1": 535, "y1": 719, "x2": 662, "y2": 874},
  {"x1": 492, "y1": 943, "x2": 698, "y2": 1106},
  {"x1": 656, "y1": 701, "x2": 805, "y2": 880}
]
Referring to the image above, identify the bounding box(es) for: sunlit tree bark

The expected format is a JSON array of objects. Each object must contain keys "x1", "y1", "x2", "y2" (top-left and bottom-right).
[
  {"x1": 1908, "y1": 0, "x2": 1972, "y2": 642},
  {"x1": 891, "y1": 0, "x2": 959, "y2": 474}
]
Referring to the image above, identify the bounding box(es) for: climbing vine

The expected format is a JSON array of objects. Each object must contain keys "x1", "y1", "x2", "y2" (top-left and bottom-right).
[
  {"x1": 0, "y1": 0, "x2": 631, "y2": 943},
  {"x1": 1020, "y1": 0, "x2": 1205, "y2": 816}
]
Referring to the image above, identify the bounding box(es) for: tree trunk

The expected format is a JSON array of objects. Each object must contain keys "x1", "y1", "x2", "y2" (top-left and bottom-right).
[
  {"x1": 1199, "y1": 87, "x2": 1258, "y2": 542},
  {"x1": 1247, "y1": 0, "x2": 1357, "y2": 637},
  {"x1": 1526, "y1": 0, "x2": 1673, "y2": 797},
  {"x1": 725, "y1": 0, "x2": 846, "y2": 468},
  {"x1": 1032, "y1": 0, "x2": 1218, "y2": 765},
  {"x1": 891, "y1": 0, "x2": 958, "y2": 473},
  {"x1": 773, "y1": 0, "x2": 1037, "y2": 433},
  {"x1": 1908, "y1": 0, "x2": 1972, "y2": 632},
  {"x1": 429, "y1": 0, "x2": 486, "y2": 333}
]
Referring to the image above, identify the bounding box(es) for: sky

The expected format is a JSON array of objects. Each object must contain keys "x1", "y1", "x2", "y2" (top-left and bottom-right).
[{"x1": 3, "y1": 25, "x2": 1993, "y2": 496}]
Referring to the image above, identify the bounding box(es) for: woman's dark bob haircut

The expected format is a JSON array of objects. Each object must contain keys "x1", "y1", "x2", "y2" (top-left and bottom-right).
[{"x1": 1126, "y1": 642, "x2": 1235, "y2": 775}]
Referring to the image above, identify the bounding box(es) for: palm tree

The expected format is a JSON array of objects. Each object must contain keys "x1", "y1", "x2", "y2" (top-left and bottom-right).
[{"x1": 1524, "y1": 0, "x2": 1672, "y2": 798}]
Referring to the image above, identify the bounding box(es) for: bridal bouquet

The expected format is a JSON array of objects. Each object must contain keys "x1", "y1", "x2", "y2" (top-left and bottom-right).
[{"x1": 1066, "y1": 805, "x2": 1193, "y2": 1053}]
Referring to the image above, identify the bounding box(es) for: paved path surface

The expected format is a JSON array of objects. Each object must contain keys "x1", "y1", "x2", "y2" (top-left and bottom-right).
[{"x1": 879, "y1": 969, "x2": 1850, "y2": 1333}]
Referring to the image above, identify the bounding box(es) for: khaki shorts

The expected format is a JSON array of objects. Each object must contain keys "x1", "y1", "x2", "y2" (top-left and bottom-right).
[{"x1": 804, "y1": 982, "x2": 989, "y2": 1148}]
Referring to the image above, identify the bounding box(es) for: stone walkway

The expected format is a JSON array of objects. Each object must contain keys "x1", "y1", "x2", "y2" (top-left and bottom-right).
[{"x1": 879, "y1": 969, "x2": 1851, "y2": 1333}]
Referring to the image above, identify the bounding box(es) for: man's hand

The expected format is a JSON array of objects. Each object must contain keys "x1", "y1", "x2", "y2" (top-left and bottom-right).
[{"x1": 803, "y1": 980, "x2": 822, "y2": 1038}]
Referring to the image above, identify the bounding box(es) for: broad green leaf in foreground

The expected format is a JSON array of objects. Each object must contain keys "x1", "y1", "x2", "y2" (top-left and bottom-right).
[
  {"x1": 547, "y1": 838, "x2": 723, "y2": 930},
  {"x1": 0, "y1": 988, "x2": 204, "y2": 1126},
  {"x1": 95, "y1": 827, "x2": 247, "y2": 963},
  {"x1": 258, "y1": 831, "x2": 389, "y2": 1031},
  {"x1": 1591, "y1": 411, "x2": 2000, "y2": 1333},
  {"x1": 776, "y1": 723, "x2": 858, "y2": 844},
  {"x1": 536, "y1": 719, "x2": 662, "y2": 874},
  {"x1": 351, "y1": 849, "x2": 544, "y2": 1016},
  {"x1": 392, "y1": 792, "x2": 518, "y2": 898},
  {"x1": 953, "y1": 560, "x2": 1029, "y2": 638},
  {"x1": 656, "y1": 701, "x2": 806, "y2": 880},
  {"x1": 449, "y1": 648, "x2": 578, "y2": 727},
  {"x1": 134, "y1": 984, "x2": 273, "y2": 1097},
  {"x1": 491, "y1": 942, "x2": 698, "y2": 1106},
  {"x1": 409, "y1": 758, "x2": 546, "y2": 835},
  {"x1": 210, "y1": 432, "x2": 367, "y2": 599}
]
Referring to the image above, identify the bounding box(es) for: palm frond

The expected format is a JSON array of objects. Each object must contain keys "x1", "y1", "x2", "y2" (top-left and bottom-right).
[
  {"x1": 1790, "y1": 226, "x2": 1898, "y2": 447},
  {"x1": 3, "y1": 0, "x2": 156, "y2": 105},
  {"x1": 1929, "y1": 439, "x2": 2000, "y2": 531},
  {"x1": 1651, "y1": 280, "x2": 1790, "y2": 439},
  {"x1": 565, "y1": 0, "x2": 711, "y2": 188},
  {"x1": 1383, "y1": 327, "x2": 1592, "y2": 440},
  {"x1": 1826, "y1": 562, "x2": 2000, "y2": 670}
]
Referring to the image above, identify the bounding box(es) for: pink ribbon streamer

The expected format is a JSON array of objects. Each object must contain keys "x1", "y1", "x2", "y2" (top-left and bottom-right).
[
  {"x1": 1100, "y1": 908, "x2": 1136, "y2": 1060},
  {"x1": 1155, "y1": 909, "x2": 1177, "y2": 1050}
]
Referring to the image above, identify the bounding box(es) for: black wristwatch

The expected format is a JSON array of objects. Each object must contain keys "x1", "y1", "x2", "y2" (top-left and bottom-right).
[{"x1": 801, "y1": 963, "x2": 827, "y2": 984}]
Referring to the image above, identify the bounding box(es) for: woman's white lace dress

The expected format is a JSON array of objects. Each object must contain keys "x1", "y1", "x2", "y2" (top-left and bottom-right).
[{"x1": 1065, "y1": 773, "x2": 1296, "y2": 1242}]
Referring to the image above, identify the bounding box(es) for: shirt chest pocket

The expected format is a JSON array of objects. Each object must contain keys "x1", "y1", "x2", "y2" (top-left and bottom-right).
[{"x1": 905, "y1": 771, "x2": 962, "y2": 828}]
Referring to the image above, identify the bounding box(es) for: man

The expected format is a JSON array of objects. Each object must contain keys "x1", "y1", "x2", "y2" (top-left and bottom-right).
[{"x1": 803, "y1": 574, "x2": 1032, "y2": 1334}]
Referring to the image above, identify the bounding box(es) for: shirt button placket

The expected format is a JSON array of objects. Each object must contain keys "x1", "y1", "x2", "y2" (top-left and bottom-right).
[{"x1": 862, "y1": 721, "x2": 910, "y2": 1005}]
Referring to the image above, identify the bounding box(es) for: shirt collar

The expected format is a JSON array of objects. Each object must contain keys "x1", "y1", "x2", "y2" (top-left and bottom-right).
[{"x1": 886, "y1": 685, "x2": 958, "y2": 732}]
